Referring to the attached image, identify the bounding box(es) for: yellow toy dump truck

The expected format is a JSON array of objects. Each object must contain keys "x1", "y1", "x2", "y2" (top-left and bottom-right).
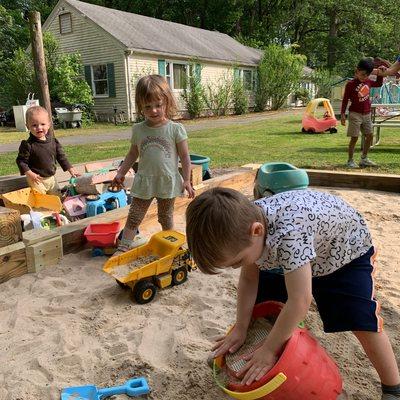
[{"x1": 103, "y1": 230, "x2": 196, "y2": 304}]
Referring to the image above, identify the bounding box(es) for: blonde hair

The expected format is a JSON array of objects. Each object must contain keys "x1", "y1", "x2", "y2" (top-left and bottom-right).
[
  {"x1": 135, "y1": 75, "x2": 177, "y2": 119},
  {"x1": 185, "y1": 187, "x2": 263, "y2": 274},
  {"x1": 25, "y1": 106, "x2": 51, "y2": 125}
]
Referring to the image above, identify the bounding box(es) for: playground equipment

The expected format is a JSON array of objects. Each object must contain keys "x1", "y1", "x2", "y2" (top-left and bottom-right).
[
  {"x1": 63, "y1": 195, "x2": 87, "y2": 219},
  {"x1": 213, "y1": 301, "x2": 343, "y2": 400},
  {"x1": 103, "y1": 230, "x2": 196, "y2": 304},
  {"x1": 190, "y1": 153, "x2": 211, "y2": 180},
  {"x1": 61, "y1": 377, "x2": 149, "y2": 400},
  {"x1": 40, "y1": 213, "x2": 69, "y2": 230},
  {"x1": 84, "y1": 222, "x2": 122, "y2": 257},
  {"x1": 369, "y1": 80, "x2": 400, "y2": 146},
  {"x1": 85, "y1": 187, "x2": 127, "y2": 217},
  {"x1": 253, "y1": 162, "x2": 309, "y2": 199},
  {"x1": 0, "y1": 188, "x2": 62, "y2": 215},
  {"x1": 302, "y1": 98, "x2": 338, "y2": 133}
]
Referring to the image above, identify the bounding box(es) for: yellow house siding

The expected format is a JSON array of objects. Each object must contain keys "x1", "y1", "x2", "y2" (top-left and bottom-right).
[
  {"x1": 45, "y1": 1, "x2": 128, "y2": 118},
  {"x1": 127, "y1": 54, "x2": 158, "y2": 119}
]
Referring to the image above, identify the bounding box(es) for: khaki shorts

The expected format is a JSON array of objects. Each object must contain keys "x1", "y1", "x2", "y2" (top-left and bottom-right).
[
  {"x1": 26, "y1": 174, "x2": 61, "y2": 196},
  {"x1": 347, "y1": 111, "x2": 373, "y2": 137}
]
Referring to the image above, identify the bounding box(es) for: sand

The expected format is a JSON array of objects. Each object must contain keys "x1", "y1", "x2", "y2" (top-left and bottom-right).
[{"x1": 0, "y1": 185, "x2": 399, "y2": 400}]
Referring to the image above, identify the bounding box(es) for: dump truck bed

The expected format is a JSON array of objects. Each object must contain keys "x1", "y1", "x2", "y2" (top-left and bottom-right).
[{"x1": 103, "y1": 230, "x2": 186, "y2": 284}]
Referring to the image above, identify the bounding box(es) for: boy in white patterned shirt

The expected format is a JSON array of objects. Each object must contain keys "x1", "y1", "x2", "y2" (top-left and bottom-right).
[{"x1": 186, "y1": 187, "x2": 400, "y2": 400}]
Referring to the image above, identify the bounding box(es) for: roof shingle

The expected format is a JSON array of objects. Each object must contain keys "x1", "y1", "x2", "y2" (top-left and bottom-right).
[{"x1": 65, "y1": 0, "x2": 262, "y2": 66}]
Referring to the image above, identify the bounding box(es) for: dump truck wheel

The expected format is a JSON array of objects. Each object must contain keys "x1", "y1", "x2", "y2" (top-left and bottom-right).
[
  {"x1": 172, "y1": 267, "x2": 188, "y2": 285},
  {"x1": 133, "y1": 281, "x2": 157, "y2": 304}
]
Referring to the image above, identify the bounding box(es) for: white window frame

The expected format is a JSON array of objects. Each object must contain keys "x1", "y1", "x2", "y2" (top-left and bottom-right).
[
  {"x1": 240, "y1": 68, "x2": 256, "y2": 91},
  {"x1": 165, "y1": 61, "x2": 191, "y2": 91},
  {"x1": 59, "y1": 13, "x2": 72, "y2": 35},
  {"x1": 91, "y1": 64, "x2": 109, "y2": 98}
]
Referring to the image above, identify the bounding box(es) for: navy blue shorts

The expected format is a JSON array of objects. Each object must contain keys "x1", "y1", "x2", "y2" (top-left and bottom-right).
[{"x1": 256, "y1": 246, "x2": 383, "y2": 333}]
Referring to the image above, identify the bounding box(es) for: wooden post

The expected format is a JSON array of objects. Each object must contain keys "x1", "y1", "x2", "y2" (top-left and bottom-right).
[
  {"x1": 0, "y1": 207, "x2": 23, "y2": 248},
  {"x1": 28, "y1": 11, "x2": 52, "y2": 124}
]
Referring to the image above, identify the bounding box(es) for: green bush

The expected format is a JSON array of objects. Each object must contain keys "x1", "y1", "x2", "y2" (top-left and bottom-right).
[
  {"x1": 232, "y1": 78, "x2": 249, "y2": 115},
  {"x1": 294, "y1": 87, "x2": 311, "y2": 104},
  {"x1": 0, "y1": 33, "x2": 93, "y2": 110},
  {"x1": 255, "y1": 44, "x2": 306, "y2": 111},
  {"x1": 312, "y1": 68, "x2": 339, "y2": 98},
  {"x1": 202, "y1": 74, "x2": 233, "y2": 116},
  {"x1": 181, "y1": 68, "x2": 204, "y2": 119}
]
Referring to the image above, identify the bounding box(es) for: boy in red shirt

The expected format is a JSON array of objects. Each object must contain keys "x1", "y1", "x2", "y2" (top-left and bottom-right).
[{"x1": 341, "y1": 58, "x2": 383, "y2": 168}]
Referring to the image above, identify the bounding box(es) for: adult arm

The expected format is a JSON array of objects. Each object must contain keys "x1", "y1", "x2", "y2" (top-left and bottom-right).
[
  {"x1": 213, "y1": 263, "x2": 259, "y2": 358},
  {"x1": 378, "y1": 60, "x2": 400, "y2": 77},
  {"x1": 239, "y1": 262, "x2": 313, "y2": 385}
]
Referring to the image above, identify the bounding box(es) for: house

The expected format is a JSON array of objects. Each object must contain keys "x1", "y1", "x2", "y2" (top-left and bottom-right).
[{"x1": 43, "y1": 0, "x2": 262, "y2": 121}]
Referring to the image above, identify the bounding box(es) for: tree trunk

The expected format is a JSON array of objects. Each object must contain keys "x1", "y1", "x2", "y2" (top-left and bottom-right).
[
  {"x1": 327, "y1": 7, "x2": 339, "y2": 70},
  {"x1": 28, "y1": 11, "x2": 52, "y2": 132}
]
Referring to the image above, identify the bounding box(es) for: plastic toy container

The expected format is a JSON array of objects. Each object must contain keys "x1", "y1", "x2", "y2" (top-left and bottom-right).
[
  {"x1": 190, "y1": 154, "x2": 211, "y2": 178},
  {"x1": 0, "y1": 188, "x2": 63, "y2": 214},
  {"x1": 84, "y1": 222, "x2": 121, "y2": 247},
  {"x1": 254, "y1": 162, "x2": 309, "y2": 198},
  {"x1": 213, "y1": 301, "x2": 343, "y2": 400}
]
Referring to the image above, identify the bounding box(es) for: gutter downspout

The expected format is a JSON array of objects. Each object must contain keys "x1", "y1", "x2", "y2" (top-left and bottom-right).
[{"x1": 124, "y1": 50, "x2": 134, "y2": 122}]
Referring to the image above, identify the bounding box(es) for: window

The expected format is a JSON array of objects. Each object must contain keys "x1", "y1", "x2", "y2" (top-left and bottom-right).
[
  {"x1": 91, "y1": 65, "x2": 108, "y2": 97},
  {"x1": 59, "y1": 13, "x2": 72, "y2": 34},
  {"x1": 165, "y1": 61, "x2": 190, "y2": 90},
  {"x1": 240, "y1": 69, "x2": 256, "y2": 91}
]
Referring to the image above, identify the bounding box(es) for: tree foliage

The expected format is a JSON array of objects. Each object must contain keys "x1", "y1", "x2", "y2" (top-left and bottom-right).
[
  {"x1": 0, "y1": 0, "x2": 399, "y2": 108},
  {"x1": 256, "y1": 45, "x2": 306, "y2": 111},
  {"x1": 0, "y1": 31, "x2": 92, "y2": 108}
]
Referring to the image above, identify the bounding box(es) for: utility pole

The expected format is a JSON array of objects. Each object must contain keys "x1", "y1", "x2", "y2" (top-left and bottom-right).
[{"x1": 28, "y1": 11, "x2": 53, "y2": 129}]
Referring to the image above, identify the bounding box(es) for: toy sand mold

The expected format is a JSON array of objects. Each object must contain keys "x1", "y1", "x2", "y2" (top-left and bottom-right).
[{"x1": 213, "y1": 301, "x2": 343, "y2": 400}]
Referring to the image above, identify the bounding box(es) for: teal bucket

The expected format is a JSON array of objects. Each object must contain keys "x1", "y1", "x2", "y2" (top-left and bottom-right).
[
  {"x1": 190, "y1": 154, "x2": 211, "y2": 179},
  {"x1": 255, "y1": 162, "x2": 309, "y2": 197}
]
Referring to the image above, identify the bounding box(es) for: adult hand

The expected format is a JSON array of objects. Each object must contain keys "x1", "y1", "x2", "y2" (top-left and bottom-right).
[
  {"x1": 239, "y1": 344, "x2": 277, "y2": 386},
  {"x1": 183, "y1": 180, "x2": 195, "y2": 198},
  {"x1": 26, "y1": 170, "x2": 42, "y2": 184},
  {"x1": 212, "y1": 324, "x2": 247, "y2": 359},
  {"x1": 340, "y1": 114, "x2": 346, "y2": 126}
]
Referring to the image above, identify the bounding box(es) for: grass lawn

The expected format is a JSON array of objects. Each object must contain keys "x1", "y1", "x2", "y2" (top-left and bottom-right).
[
  {"x1": 0, "y1": 122, "x2": 128, "y2": 144},
  {"x1": 1, "y1": 114, "x2": 399, "y2": 176}
]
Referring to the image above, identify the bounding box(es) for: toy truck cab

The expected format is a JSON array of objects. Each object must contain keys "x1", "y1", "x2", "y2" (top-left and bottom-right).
[{"x1": 103, "y1": 230, "x2": 195, "y2": 304}]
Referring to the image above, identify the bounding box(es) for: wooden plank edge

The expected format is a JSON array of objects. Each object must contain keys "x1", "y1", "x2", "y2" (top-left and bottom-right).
[{"x1": 57, "y1": 169, "x2": 256, "y2": 254}]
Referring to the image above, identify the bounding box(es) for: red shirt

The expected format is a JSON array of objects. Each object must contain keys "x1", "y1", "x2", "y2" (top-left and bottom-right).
[{"x1": 341, "y1": 76, "x2": 383, "y2": 115}]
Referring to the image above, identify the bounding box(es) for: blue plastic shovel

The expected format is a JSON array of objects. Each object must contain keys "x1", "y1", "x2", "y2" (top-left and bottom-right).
[{"x1": 61, "y1": 377, "x2": 149, "y2": 400}]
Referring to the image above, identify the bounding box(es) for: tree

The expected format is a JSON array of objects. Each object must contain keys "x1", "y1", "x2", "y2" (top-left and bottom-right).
[
  {"x1": 181, "y1": 64, "x2": 205, "y2": 119},
  {"x1": 0, "y1": 32, "x2": 93, "y2": 109},
  {"x1": 256, "y1": 45, "x2": 306, "y2": 111}
]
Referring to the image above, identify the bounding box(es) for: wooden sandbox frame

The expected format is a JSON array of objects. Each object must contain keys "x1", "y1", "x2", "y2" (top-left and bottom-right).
[{"x1": 1, "y1": 166, "x2": 400, "y2": 284}]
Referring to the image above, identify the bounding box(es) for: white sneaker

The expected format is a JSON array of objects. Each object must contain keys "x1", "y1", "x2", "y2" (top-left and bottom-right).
[
  {"x1": 116, "y1": 234, "x2": 148, "y2": 253},
  {"x1": 347, "y1": 159, "x2": 357, "y2": 168},
  {"x1": 359, "y1": 157, "x2": 378, "y2": 167}
]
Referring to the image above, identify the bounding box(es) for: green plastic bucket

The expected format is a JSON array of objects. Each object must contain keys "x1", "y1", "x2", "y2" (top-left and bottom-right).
[{"x1": 190, "y1": 154, "x2": 211, "y2": 178}]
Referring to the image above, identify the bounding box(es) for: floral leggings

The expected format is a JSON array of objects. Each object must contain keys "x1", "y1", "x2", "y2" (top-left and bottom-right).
[{"x1": 125, "y1": 197, "x2": 175, "y2": 232}]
